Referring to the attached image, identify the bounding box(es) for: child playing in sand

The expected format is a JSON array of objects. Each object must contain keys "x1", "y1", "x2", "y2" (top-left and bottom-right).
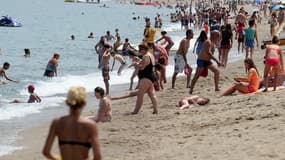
[
  {"x1": 177, "y1": 95, "x2": 210, "y2": 109},
  {"x1": 11, "y1": 84, "x2": 41, "y2": 103},
  {"x1": 111, "y1": 51, "x2": 127, "y2": 76}
]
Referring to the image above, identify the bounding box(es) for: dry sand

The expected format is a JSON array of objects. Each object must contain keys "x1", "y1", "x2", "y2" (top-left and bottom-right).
[{"x1": 2, "y1": 2, "x2": 285, "y2": 160}]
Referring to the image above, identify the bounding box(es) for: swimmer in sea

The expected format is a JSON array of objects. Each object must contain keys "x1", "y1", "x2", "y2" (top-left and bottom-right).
[
  {"x1": 11, "y1": 84, "x2": 41, "y2": 103},
  {"x1": 110, "y1": 51, "x2": 127, "y2": 76},
  {"x1": 0, "y1": 62, "x2": 19, "y2": 84},
  {"x1": 43, "y1": 52, "x2": 60, "y2": 77}
]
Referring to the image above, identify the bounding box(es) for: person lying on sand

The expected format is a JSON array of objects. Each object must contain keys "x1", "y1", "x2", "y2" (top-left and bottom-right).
[
  {"x1": 110, "y1": 90, "x2": 138, "y2": 100},
  {"x1": 10, "y1": 84, "x2": 41, "y2": 103},
  {"x1": 177, "y1": 95, "x2": 210, "y2": 109}
]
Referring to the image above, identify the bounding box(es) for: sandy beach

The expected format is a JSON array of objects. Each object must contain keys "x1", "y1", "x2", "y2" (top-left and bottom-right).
[{"x1": 2, "y1": 2, "x2": 285, "y2": 160}]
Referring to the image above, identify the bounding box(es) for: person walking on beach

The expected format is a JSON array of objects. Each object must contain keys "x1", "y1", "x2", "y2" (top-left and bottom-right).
[
  {"x1": 172, "y1": 29, "x2": 194, "y2": 89},
  {"x1": 132, "y1": 44, "x2": 158, "y2": 114},
  {"x1": 270, "y1": 12, "x2": 279, "y2": 37},
  {"x1": 43, "y1": 52, "x2": 60, "y2": 77},
  {"x1": 89, "y1": 87, "x2": 112, "y2": 122},
  {"x1": 263, "y1": 36, "x2": 284, "y2": 92},
  {"x1": 220, "y1": 24, "x2": 233, "y2": 67},
  {"x1": 0, "y1": 62, "x2": 19, "y2": 84},
  {"x1": 155, "y1": 31, "x2": 174, "y2": 55},
  {"x1": 235, "y1": 22, "x2": 245, "y2": 53},
  {"x1": 110, "y1": 51, "x2": 127, "y2": 76},
  {"x1": 101, "y1": 44, "x2": 112, "y2": 95},
  {"x1": 189, "y1": 31, "x2": 223, "y2": 94},
  {"x1": 244, "y1": 20, "x2": 259, "y2": 59},
  {"x1": 43, "y1": 86, "x2": 101, "y2": 160},
  {"x1": 221, "y1": 58, "x2": 260, "y2": 96}
]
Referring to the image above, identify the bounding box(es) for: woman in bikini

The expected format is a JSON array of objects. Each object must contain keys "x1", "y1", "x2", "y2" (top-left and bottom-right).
[
  {"x1": 221, "y1": 58, "x2": 260, "y2": 96},
  {"x1": 263, "y1": 36, "x2": 284, "y2": 92},
  {"x1": 43, "y1": 86, "x2": 101, "y2": 160},
  {"x1": 177, "y1": 95, "x2": 210, "y2": 109}
]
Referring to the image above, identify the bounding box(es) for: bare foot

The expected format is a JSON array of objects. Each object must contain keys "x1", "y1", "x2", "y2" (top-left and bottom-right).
[
  {"x1": 189, "y1": 89, "x2": 193, "y2": 94},
  {"x1": 215, "y1": 88, "x2": 220, "y2": 92},
  {"x1": 131, "y1": 111, "x2": 139, "y2": 115},
  {"x1": 152, "y1": 111, "x2": 158, "y2": 114}
]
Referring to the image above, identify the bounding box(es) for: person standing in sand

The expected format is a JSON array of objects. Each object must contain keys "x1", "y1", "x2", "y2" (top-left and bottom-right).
[
  {"x1": 43, "y1": 52, "x2": 60, "y2": 77},
  {"x1": 43, "y1": 86, "x2": 101, "y2": 160},
  {"x1": 171, "y1": 29, "x2": 194, "y2": 89},
  {"x1": 263, "y1": 36, "x2": 284, "y2": 92},
  {"x1": 110, "y1": 51, "x2": 127, "y2": 76},
  {"x1": 0, "y1": 62, "x2": 19, "y2": 84},
  {"x1": 89, "y1": 87, "x2": 112, "y2": 123},
  {"x1": 132, "y1": 44, "x2": 158, "y2": 114},
  {"x1": 101, "y1": 44, "x2": 111, "y2": 95},
  {"x1": 189, "y1": 31, "x2": 223, "y2": 94},
  {"x1": 244, "y1": 20, "x2": 259, "y2": 59}
]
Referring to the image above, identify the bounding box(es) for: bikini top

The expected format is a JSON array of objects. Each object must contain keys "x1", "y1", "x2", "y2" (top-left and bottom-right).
[{"x1": 58, "y1": 140, "x2": 92, "y2": 149}]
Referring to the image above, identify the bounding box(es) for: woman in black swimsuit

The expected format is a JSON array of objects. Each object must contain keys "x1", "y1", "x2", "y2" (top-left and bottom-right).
[
  {"x1": 43, "y1": 86, "x2": 101, "y2": 160},
  {"x1": 132, "y1": 44, "x2": 158, "y2": 114}
]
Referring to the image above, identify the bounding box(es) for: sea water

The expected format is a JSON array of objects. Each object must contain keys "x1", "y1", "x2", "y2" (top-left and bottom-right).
[{"x1": 0, "y1": 0, "x2": 243, "y2": 156}]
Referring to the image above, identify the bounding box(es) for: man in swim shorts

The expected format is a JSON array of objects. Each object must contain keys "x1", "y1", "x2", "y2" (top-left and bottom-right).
[
  {"x1": 101, "y1": 44, "x2": 111, "y2": 95},
  {"x1": 189, "y1": 31, "x2": 223, "y2": 94},
  {"x1": 171, "y1": 29, "x2": 194, "y2": 89}
]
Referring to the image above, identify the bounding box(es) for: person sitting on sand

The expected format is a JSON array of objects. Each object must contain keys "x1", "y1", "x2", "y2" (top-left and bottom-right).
[
  {"x1": 263, "y1": 36, "x2": 284, "y2": 92},
  {"x1": 177, "y1": 95, "x2": 210, "y2": 109},
  {"x1": 111, "y1": 51, "x2": 127, "y2": 76},
  {"x1": 11, "y1": 84, "x2": 41, "y2": 103},
  {"x1": 89, "y1": 87, "x2": 112, "y2": 123},
  {"x1": 0, "y1": 62, "x2": 19, "y2": 84},
  {"x1": 43, "y1": 86, "x2": 101, "y2": 160},
  {"x1": 221, "y1": 58, "x2": 260, "y2": 96}
]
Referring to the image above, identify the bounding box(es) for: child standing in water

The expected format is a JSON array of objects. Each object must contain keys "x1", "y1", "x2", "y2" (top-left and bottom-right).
[{"x1": 110, "y1": 51, "x2": 127, "y2": 76}]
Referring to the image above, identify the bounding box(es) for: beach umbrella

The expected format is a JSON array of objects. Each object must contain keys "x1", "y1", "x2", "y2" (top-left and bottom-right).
[{"x1": 272, "y1": 4, "x2": 285, "y2": 11}]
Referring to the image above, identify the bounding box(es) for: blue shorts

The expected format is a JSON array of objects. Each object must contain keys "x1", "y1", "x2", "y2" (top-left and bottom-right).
[
  {"x1": 245, "y1": 39, "x2": 255, "y2": 48},
  {"x1": 197, "y1": 59, "x2": 212, "y2": 67}
]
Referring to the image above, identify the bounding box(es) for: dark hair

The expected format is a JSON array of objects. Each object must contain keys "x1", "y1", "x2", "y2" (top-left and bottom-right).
[
  {"x1": 3, "y1": 62, "x2": 10, "y2": 67},
  {"x1": 197, "y1": 30, "x2": 207, "y2": 42},
  {"x1": 95, "y1": 87, "x2": 105, "y2": 97},
  {"x1": 161, "y1": 31, "x2": 167, "y2": 35},
  {"x1": 244, "y1": 58, "x2": 259, "y2": 75},
  {"x1": 125, "y1": 38, "x2": 129, "y2": 42},
  {"x1": 248, "y1": 19, "x2": 255, "y2": 27},
  {"x1": 186, "y1": 29, "x2": 193, "y2": 36},
  {"x1": 272, "y1": 36, "x2": 279, "y2": 44}
]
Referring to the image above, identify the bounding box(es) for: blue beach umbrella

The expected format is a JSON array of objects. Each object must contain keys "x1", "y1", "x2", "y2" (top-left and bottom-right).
[{"x1": 272, "y1": 4, "x2": 285, "y2": 11}]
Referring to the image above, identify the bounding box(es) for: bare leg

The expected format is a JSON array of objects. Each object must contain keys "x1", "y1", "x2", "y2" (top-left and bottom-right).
[
  {"x1": 186, "y1": 67, "x2": 192, "y2": 88},
  {"x1": 189, "y1": 67, "x2": 204, "y2": 94},
  {"x1": 250, "y1": 47, "x2": 254, "y2": 59},
  {"x1": 104, "y1": 79, "x2": 109, "y2": 95},
  {"x1": 245, "y1": 47, "x2": 249, "y2": 59},
  {"x1": 263, "y1": 64, "x2": 270, "y2": 92},
  {"x1": 223, "y1": 49, "x2": 230, "y2": 67},
  {"x1": 117, "y1": 64, "x2": 126, "y2": 76},
  {"x1": 147, "y1": 85, "x2": 158, "y2": 114},
  {"x1": 133, "y1": 79, "x2": 149, "y2": 114},
  {"x1": 172, "y1": 72, "x2": 178, "y2": 89},
  {"x1": 161, "y1": 65, "x2": 167, "y2": 83},
  {"x1": 111, "y1": 90, "x2": 138, "y2": 100},
  {"x1": 208, "y1": 64, "x2": 220, "y2": 91}
]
